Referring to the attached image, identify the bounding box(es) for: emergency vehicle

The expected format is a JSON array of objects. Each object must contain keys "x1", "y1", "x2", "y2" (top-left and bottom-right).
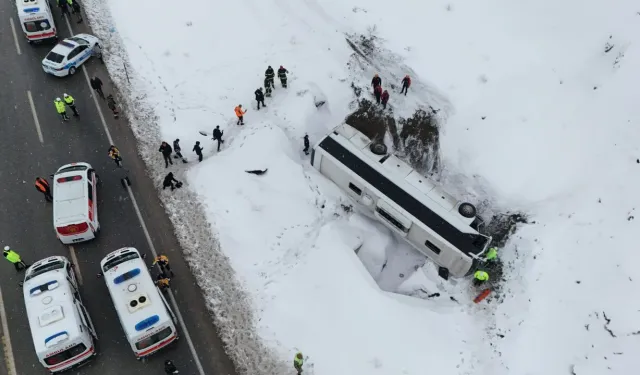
[
  {"x1": 100, "y1": 247, "x2": 178, "y2": 358},
  {"x1": 16, "y1": 0, "x2": 57, "y2": 43},
  {"x1": 23, "y1": 256, "x2": 97, "y2": 374}
]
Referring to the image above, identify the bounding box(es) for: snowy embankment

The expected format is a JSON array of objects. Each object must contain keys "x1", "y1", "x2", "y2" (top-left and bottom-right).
[{"x1": 83, "y1": 0, "x2": 639, "y2": 374}]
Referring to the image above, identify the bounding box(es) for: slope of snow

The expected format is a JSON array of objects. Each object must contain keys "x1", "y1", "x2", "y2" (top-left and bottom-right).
[{"x1": 82, "y1": 0, "x2": 640, "y2": 374}]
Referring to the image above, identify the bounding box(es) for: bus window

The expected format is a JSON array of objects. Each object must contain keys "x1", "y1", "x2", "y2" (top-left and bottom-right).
[{"x1": 44, "y1": 343, "x2": 87, "y2": 366}]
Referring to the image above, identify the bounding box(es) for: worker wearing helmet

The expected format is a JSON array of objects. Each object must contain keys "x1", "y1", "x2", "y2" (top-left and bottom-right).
[
  {"x1": 63, "y1": 93, "x2": 79, "y2": 117},
  {"x1": 54, "y1": 97, "x2": 69, "y2": 121}
]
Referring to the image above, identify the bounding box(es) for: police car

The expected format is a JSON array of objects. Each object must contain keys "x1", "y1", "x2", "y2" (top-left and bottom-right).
[{"x1": 41, "y1": 34, "x2": 101, "y2": 77}]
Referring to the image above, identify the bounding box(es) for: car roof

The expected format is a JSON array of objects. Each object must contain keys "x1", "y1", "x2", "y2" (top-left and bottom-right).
[
  {"x1": 53, "y1": 164, "x2": 92, "y2": 226},
  {"x1": 50, "y1": 40, "x2": 77, "y2": 55}
]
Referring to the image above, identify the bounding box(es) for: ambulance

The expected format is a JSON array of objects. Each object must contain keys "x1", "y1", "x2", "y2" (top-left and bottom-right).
[
  {"x1": 23, "y1": 256, "x2": 98, "y2": 373},
  {"x1": 16, "y1": 0, "x2": 58, "y2": 43}
]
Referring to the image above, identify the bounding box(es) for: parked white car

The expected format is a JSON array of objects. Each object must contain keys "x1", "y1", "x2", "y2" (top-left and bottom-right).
[{"x1": 41, "y1": 34, "x2": 101, "y2": 77}]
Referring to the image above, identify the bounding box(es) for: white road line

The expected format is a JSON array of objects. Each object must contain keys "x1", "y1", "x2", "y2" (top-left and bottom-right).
[
  {"x1": 0, "y1": 286, "x2": 17, "y2": 375},
  {"x1": 26, "y1": 91, "x2": 44, "y2": 144},
  {"x1": 8, "y1": 18, "x2": 22, "y2": 56},
  {"x1": 68, "y1": 246, "x2": 83, "y2": 286},
  {"x1": 64, "y1": 17, "x2": 206, "y2": 375}
]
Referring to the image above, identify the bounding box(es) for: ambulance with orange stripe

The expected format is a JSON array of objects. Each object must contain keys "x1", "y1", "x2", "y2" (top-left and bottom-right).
[
  {"x1": 52, "y1": 162, "x2": 100, "y2": 245},
  {"x1": 23, "y1": 256, "x2": 98, "y2": 374},
  {"x1": 16, "y1": 0, "x2": 57, "y2": 43}
]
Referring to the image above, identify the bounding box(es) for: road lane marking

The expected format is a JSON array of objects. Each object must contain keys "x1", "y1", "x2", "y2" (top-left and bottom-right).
[
  {"x1": 26, "y1": 91, "x2": 44, "y2": 144},
  {"x1": 64, "y1": 18, "x2": 207, "y2": 375},
  {"x1": 0, "y1": 286, "x2": 17, "y2": 375},
  {"x1": 8, "y1": 18, "x2": 22, "y2": 56},
  {"x1": 68, "y1": 246, "x2": 83, "y2": 286}
]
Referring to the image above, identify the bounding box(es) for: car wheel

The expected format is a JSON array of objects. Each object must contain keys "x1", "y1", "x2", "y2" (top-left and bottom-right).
[
  {"x1": 369, "y1": 142, "x2": 387, "y2": 155},
  {"x1": 458, "y1": 202, "x2": 477, "y2": 218},
  {"x1": 69, "y1": 66, "x2": 76, "y2": 75}
]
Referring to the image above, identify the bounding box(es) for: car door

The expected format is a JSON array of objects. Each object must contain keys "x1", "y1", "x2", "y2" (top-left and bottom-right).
[
  {"x1": 75, "y1": 45, "x2": 90, "y2": 64},
  {"x1": 66, "y1": 47, "x2": 81, "y2": 66}
]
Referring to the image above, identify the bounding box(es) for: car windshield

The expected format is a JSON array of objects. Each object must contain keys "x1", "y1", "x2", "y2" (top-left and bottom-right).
[
  {"x1": 102, "y1": 252, "x2": 140, "y2": 272},
  {"x1": 68, "y1": 37, "x2": 89, "y2": 45},
  {"x1": 24, "y1": 260, "x2": 64, "y2": 282},
  {"x1": 45, "y1": 51, "x2": 65, "y2": 64}
]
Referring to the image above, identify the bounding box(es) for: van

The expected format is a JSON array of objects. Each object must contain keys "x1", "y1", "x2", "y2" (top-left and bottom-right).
[
  {"x1": 311, "y1": 123, "x2": 492, "y2": 278},
  {"x1": 100, "y1": 247, "x2": 179, "y2": 358},
  {"x1": 23, "y1": 256, "x2": 97, "y2": 374},
  {"x1": 52, "y1": 162, "x2": 100, "y2": 245},
  {"x1": 16, "y1": 0, "x2": 57, "y2": 43}
]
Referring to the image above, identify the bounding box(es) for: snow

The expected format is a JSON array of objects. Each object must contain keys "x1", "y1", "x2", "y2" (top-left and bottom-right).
[{"x1": 81, "y1": 0, "x2": 640, "y2": 374}]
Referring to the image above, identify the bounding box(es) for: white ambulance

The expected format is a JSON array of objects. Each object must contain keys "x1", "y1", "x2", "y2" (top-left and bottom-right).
[
  {"x1": 100, "y1": 247, "x2": 178, "y2": 359},
  {"x1": 23, "y1": 256, "x2": 97, "y2": 374},
  {"x1": 15, "y1": 0, "x2": 58, "y2": 43}
]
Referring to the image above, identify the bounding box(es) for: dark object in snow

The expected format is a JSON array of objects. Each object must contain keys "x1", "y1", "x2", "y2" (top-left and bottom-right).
[
  {"x1": 199, "y1": 130, "x2": 209, "y2": 136},
  {"x1": 481, "y1": 116, "x2": 486, "y2": 120},
  {"x1": 427, "y1": 293, "x2": 440, "y2": 298},
  {"x1": 438, "y1": 267, "x2": 449, "y2": 280},
  {"x1": 315, "y1": 100, "x2": 325, "y2": 108},
  {"x1": 245, "y1": 169, "x2": 268, "y2": 175}
]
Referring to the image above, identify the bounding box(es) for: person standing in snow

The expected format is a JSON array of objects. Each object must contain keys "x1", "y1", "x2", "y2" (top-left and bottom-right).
[
  {"x1": 234, "y1": 104, "x2": 247, "y2": 125},
  {"x1": 212, "y1": 126, "x2": 224, "y2": 152},
  {"x1": 381, "y1": 89, "x2": 390, "y2": 109},
  {"x1": 277, "y1": 66, "x2": 289, "y2": 88},
  {"x1": 265, "y1": 66, "x2": 275, "y2": 89},
  {"x1": 159, "y1": 141, "x2": 174, "y2": 168},
  {"x1": 400, "y1": 75, "x2": 411, "y2": 95},
  {"x1": 162, "y1": 172, "x2": 180, "y2": 191},
  {"x1": 473, "y1": 270, "x2": 489, "y2": 286},
  {"x1": 373, "y1": 85, "x2": 382, "y2": 104},
  {"x1": 371, "y1": 73, "x2": 382, "y2": 89},
  {"x1": 485, "y1": 247, "x2": 498, "y2": 263},
  {"x1": 293, "y1": 352, "x2": 304, "y2": 375},
  {"x1": 173, "y1": 139, "x2": 187, "y2": 163},
  {"x1": 303, "y1": 134, "x2": 310, "y2": 155},
  {"x1": 192, "y1": 141, "x2": 203, "y2": 162},
  {"x1": 90, "y1": 76, "x2": 105, "y2": 99},
  {"x1": 255, "y1": 87, "x2": 266, "y2": 110},
  {"x1": 264, "y1": 77, "x2": 273, "y2": 97}
]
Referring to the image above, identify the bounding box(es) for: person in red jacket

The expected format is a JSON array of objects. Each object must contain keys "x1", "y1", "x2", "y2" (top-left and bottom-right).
[
  {"x1": 401, "y1": 75, "x2": 411, "y2": 95},
  {"x1": 373, "y1": 85, "x2": 382, "y2": 104},
  {"x1": 381, "y1": 90, "x2": 390, "y2": 109}
]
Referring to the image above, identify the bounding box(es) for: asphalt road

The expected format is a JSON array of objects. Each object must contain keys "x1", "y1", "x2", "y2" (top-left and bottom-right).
[{"x1": 0, "y1": 5, "x2": 236, "y2": 375}]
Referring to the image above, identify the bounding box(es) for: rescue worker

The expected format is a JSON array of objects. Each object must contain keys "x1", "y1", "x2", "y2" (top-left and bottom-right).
[
  {"x1": 3, "y1": 246, "x2": 28, "y2": 271},
  {"x1": 373, "y1": 85, "x2": 382, "y2": 104},
  {"x1": 381, "y1": 89, "x2": 390, "y2": 109},
  {"x1": 35, "y1": 177, "x2": 53, "y2": 202},
  {"x1": 264, "y1": 77, "x2": 273, "y2": 97},
  {"x1": 106, "y1": 94, "x2": 119, "y2": 118},
  {"x1": 212, "y1": 126, "x2": 224, "y2": 152},
  {"x1": 371, "y1": 73, "x2": 382, "y2": 89},
  {"x1": 153, "y1": 255, "x2": 174, "y2": 277},
  {"x1": 400, "y1": 75, "x2": 411, "y2": 95},
  {"x1": 159, "y1": 141, "x2": 174, "y2": 168},
  {"x1": 58, "y1": 0, "x2": 70, "y2": 17},
  {"x1": 164, "y1": 360, "x2": 179, "y2": 374},
  {"x1": 108, "y1": 145, "x2": 123, "y2": 167},
  {"x1": 156, "y1": 274, "x2": 171, "y2": 292},
  {"x1": 277, "y1": 65, "x2": 289, "y2": 88},
  {"x1": 473, "y1": 270, "x2": 489, "y2": 286},
  {"x1": 70, "y1": 0, "x2": 82, "y2": 23},
  {"x1": 255, "y1": 87, "x2": 266, "y2": 110},
  {"x1": 192, "y1": 141, "x2": 203, "y2": 162},
  {"x1": 265, "y1": 66, "x2": 275, "y2": 89},
  {"x1": 90, "y1": 76, "x2": 105, "y2": 99},
  {"x1": 173, "y1": 139, "x2": 187, "y2": 163},
  {"x1": 293, "y1": 352, "x2": 304, "y2": 375},
  {"x1": 303, "y1": 134, "x2": 310, "y2": 155},
  {"x1": 234, "y1": 104, "x2": 246, "y2": 125},
  {"x1": 162, "y1": 172, "x2": 180, "y2": 191},
  {"x1": 55, "y1": 97, "x2": 70, "y2": 121},
  {"x1": 485, "y1": 247, "x2": 498, "y2": 262},
  {"x1": 63, "y1": 93, "x2": 79, "y2": 117}
]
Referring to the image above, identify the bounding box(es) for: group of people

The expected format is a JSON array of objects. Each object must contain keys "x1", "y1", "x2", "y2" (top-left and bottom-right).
[
  {"x1": 54, "y1": 77, "x2": 119, "y2": 121},
  {"x1": 473, "y1": 247, "x2": 499, "y2": 286},
  {"x1": 234, "y1": 65, "x2": 290, "y2": 126},
  {"x1": 371, "y1": 73, "x2": 412, "y2": 109},
  {"x1": 56, "y1": 0, "x2": 83, "y2": 23}
]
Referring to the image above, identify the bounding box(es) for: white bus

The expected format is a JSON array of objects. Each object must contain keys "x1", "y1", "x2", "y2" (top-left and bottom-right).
[
  {"x1": 23, "y1": 256, "x2": 97, "y2": 374},
  {"x1": 99, "y1": 247, "x2": 178, "y2": 358},
  {"x1": 311, "y1": 123, "x2": 493, "y2": 278}
]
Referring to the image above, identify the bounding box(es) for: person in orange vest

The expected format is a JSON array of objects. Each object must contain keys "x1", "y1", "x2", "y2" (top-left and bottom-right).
[
  {"x1": 234, "y1": 104, "x2": 247, "y2": 125},
  {"x1": 156, "y1": 274, "x2": 171, "y2": 292},
  {"x1": 35, "y1": 177, "x2": 53, "y2": 202}
]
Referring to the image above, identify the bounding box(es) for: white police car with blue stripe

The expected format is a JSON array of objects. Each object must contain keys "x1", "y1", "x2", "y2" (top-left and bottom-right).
[{"x1": 42, "y1": 34, "x2": 101, "y2": 77}]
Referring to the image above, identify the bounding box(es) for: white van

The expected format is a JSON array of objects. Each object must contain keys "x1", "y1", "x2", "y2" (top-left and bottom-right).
[
  {"x1": 23, "y1": 256, "x2": 97, "y2": 374},
  {"x1": 52, "y1": 162, "x2": 100, "y2": 244},
  {"x1": 16, "y1": 0, "x2": 58, "y2": 43},
  {"x1": 100, "y1": 247, "x2": 178, "y2": 359}
]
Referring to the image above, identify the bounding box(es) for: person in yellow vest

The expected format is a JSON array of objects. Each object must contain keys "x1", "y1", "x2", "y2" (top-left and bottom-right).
[
  {"x1": 63, "y1": 93, "x2": 79, "y2": 117},
  {"x1": 156, "y1": 274, "x2": 171, "y2": 292},
  {"x1": 152, "y1": 254, "x2": 174, "y2": 277},
  {"x1": 54, "y1": 98, "x2": 70, "y2": 121},
  {"x1": 473, "y1": 270, "x2": 489, "y2": 286},
  {"x1": 485, "y1": 247, "x2": 498, "y2": 262},
  {"x1": 3, "y1": 246, "x2": 29, "y2": 271},
  {"x1": 293, "y1": 352, "x2": 304, "y2": 374}
]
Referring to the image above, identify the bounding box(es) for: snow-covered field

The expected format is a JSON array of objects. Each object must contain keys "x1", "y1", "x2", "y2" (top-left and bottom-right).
[{"x1": 83, "y1": 0, "x2": 640, "y2": 374}]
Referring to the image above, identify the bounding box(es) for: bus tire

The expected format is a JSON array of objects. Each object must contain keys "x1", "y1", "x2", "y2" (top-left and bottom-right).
[
  {"x1": 458, "y1": 202, "x2": 477, "y2": 218},
  {"x1": 369, "y1": 142, "x2": 387, "y2": 155}
]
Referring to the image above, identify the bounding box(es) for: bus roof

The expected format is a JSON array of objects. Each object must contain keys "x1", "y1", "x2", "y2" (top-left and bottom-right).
[
  {"x1": 23, "y1": 257, "x2": 82, "y2": 356},
  {"x1": 100, "y1": 248, "x2": 172, "y2": 340}
]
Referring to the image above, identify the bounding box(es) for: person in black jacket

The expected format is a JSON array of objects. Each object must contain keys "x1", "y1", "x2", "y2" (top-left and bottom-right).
[
  {"x1": 277, "y1": 66, "x2": 288, "y2": 88},
  {"x1": 164, "y1": 360, "x2": 179, "y2": 374},
  {"x1": 90, "y1": 76, "x2": 104, "y2": 99},
  {"x1": 159, "y1": 141, "x2": 173, "y2": 168},
  {"x1": 162, "y1": 172, "x2": 179, "y2": 191},
  {"x1": 255, "y1": 88, "x2": 266, "y2": 110},
  {"x1": 371, "y1": 73, "x2": 382, "y2": 89},
  {"x1": 212, "y1": 126, "x2": 224, "y2": 152},
  {"x1": 265, "y1": 66, "x2": 275, "y2": 89},
  {"x1": 303, "y1": 134, "x2": 310, "y2": 155},
  {"x1": 264, "y1": 77, "x2": 272, "y2": 97},
  {"x1": 173, "y1": 139, "x2": 187, "y2": 163},
  {"x1": 192, "y1": 141, "x2": 203, "y2": 162}
]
